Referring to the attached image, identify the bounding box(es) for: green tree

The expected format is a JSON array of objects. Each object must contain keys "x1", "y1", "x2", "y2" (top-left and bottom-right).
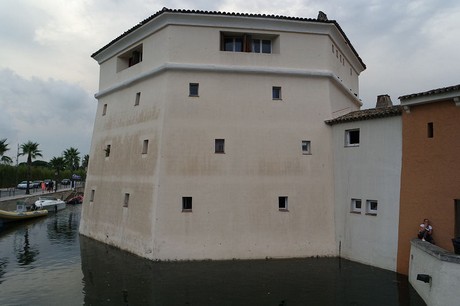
[
  {"x1": 0, "y1": 138, "x2": 13, "y2": 164},
  {"x1": 81, "y1": 154, "x2": 89, "y2": 169},
  {"x1": 49, "y1": 156, "x2": 66, "y2": 190},
  {"x1": 63, "y1": 147, "x2": 80, "y2": 171},
  {"x1": 20, "y1": 141, "x2": 42, "y2": 194}
]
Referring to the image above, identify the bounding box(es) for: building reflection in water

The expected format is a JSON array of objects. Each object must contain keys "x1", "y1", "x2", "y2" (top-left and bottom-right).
[
  {"x1": 0, "y1": 257, "x2": 8, "y2": 284},
  {"x1": 79, "y1": 236, "x2": 426, "y2": 306},
  {"x1": 15, "y1": 228, "x2": 39, "y2": 267}
]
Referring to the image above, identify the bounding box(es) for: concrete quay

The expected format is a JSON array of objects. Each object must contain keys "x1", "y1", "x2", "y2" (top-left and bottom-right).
[{"x1": 0, "y1": 188, "x2": 81, "y2": 211}]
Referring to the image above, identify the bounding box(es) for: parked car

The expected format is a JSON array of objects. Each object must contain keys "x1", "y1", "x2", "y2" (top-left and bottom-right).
[
  {"x1": 17, "y1": 181, "x2": 33, "y2": 189},
  {"x1": 61, "y1": 179, "x2": 71, "y2": 186},
  {"x1": 33, "y1": 180, "x2": 43, "y2": 188}
]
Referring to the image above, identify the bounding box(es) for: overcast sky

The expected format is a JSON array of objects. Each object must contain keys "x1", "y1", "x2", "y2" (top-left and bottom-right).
[{"x1": 1, "y1": 0, "x2": 459, "y2": 162}]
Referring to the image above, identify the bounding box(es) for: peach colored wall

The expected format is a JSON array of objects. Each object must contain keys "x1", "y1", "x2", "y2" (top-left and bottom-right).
[{"x1": 397, "y1": 100, "x2": 460, "y2": 274}]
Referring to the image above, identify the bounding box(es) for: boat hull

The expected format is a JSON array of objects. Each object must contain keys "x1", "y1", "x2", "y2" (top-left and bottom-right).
[
  {"x1": 0, "y1": 209, "x2": 48, "y2": 223},
  {"x1": 34, "y1": 198, "x2": 67, "y2": 213}
]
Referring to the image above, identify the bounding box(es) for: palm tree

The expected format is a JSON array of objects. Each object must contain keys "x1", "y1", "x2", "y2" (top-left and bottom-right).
[
  {"x1": 49, "y1": 156, "x2": 66, "y2": 191},
  {"x1": 20, "y1": 141, "x2": 42, "y2": 194},
  {"x1": 81, "y1": 154, "x2": 89, "y2": 170},
  {"x1": 63, "y1": 147, "x2": 80, "y2": 171},
  {"x1": 0, "y1": 138, "x2": 13, "y2": 164}
]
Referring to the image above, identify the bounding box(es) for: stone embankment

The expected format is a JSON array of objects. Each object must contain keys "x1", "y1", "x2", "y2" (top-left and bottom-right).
[{"x1": 0, "y1": 188, "x2": 84, "y2": 211}]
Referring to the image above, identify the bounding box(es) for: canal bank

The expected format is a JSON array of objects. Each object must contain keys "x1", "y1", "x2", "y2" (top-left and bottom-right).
[
  {"x1": 0, "y1": 187, "x2": 83, "y2": 211},
  {"x1": 0, "y1": 204, "x2": 426, "y2": 306}
]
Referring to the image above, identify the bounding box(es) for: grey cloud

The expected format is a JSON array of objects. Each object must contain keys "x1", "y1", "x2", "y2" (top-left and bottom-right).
[{"x1": 0, "y1": 69, "x2": 96, "y2": 161}]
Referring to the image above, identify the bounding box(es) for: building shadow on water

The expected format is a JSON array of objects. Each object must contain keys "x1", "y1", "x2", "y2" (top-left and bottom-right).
[{"x1": 79, "y1": 236, "x2": 425, "y2": 306}]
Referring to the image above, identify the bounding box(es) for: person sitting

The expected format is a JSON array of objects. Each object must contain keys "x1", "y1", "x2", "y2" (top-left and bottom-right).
[{"x1": 418, "y1": 219, "x2": 433, "y2": 243}]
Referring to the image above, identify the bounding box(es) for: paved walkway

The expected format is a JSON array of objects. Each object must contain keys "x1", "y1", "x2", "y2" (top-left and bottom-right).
[{"x1": 0, "y1": 187, "x2": 75, "y2": 202}]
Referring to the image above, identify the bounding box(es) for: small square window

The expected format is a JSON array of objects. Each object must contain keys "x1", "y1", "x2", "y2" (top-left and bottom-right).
[
  {"x1": 189, "y1": 83, "x2": 199, "y2": 97},
  {"x1": 345, "y1": 129, "x2": 360, "y2": 147},
  {"x1": 182, "y1": 197, "x2": 192, "y2": 211},
  {"x1": 117, "y1": 44, "x2": 143, "y2": 71},
  {"x1": 90, "y1": 190, "x2": 95, "y2": 202},
  {"x1": 302, "y1": 140, "x2": 311, "y2": 154},
  {"x1": 142, "y1": 139, "x2": 149, "y2": 154},
  {"x1": 366, "y1": 200, "x2": 378, "y2": 215},
  {"x1": 351, "y1": 198, "x2": 362, "y2": 213},
  {"x1": 215, "y1": 139, "x2": 225, "y2": 153},
  {"x1": 123, "y1": 193, "x2": 130, "y2": 207},
  {"x1": 102, "y1": 104, "x2": 107, "y2": 116},
  {"x1": 105, "y1": 144, "x2": 111, "y2": 157},
  {"x1": 427, "y1": 122, "x2": 434, "y2": 138},
  {"x1": 272, "y1": 86, "x2": 282, "y2": 100},
  {"x1": 279, "y1": 196, "x2": 288, "y2": 211},
  {"x1": 135, "y1": 92, "x2": 141, "y2": 106}
]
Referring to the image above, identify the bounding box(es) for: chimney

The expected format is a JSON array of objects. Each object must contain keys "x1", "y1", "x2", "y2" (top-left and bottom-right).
[
  {"x1": 376, "y1": 94, "x2": 393, "y2": 108},
  {"x1": 317, "y1": 11, "x2": 328, "y2": 21}
]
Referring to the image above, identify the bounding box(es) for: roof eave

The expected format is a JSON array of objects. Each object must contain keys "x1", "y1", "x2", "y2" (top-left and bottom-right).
[
  {"x1": 91, "y1": 8, "x2": 366, "y2": 70},
  {"x1": 399, "y1": 90, "x2": 460, "y2": 106}
]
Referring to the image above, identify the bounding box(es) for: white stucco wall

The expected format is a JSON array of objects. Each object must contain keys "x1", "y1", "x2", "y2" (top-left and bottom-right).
[
  {"x1": 95, "y1": 16, "x2": 363, "y2": 100},
  {"x1": 81, "y1": 12, "x2": 366, "y2": 261},
  {"x1": 149, "y1": 71, "x2": 339, "y2": 260},
  {"x1": 79, "y1": 73, "x2": 169, "y2": 255},
  {"x1": 332, "y1": 115, "x2": 402, "y2": 271},
  {"x1": 409, "y1": 239, "x2": 460, "y2": 306}
]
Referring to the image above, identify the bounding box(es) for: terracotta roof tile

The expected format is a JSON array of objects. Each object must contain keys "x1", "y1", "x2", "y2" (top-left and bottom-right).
[
  {"x1": 325, "y1": 105, "x2": 403, "y2": 125},
  {"x1": 399, "y1": 84, "x2": 460, "y2": 100}
]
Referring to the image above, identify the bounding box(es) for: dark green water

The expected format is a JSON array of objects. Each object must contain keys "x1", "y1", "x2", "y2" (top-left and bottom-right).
[{"x1": 0, "y1": 205, "x2": 425, "y2": 305}]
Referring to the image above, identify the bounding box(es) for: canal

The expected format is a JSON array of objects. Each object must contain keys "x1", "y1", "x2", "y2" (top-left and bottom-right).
[{"x1": 0, "y1": 204, "x2": 425, "y2": 305}]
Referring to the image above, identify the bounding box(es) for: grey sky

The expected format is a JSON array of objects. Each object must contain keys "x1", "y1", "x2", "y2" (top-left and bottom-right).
[{"x1": 1, "y1": 0, "x2": 459, "y2": 162}]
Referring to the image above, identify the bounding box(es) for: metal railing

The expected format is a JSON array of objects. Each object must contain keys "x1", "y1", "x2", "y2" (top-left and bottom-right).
[{"x1": 0, "y1": 188, "x2": 16, "y2": 198}]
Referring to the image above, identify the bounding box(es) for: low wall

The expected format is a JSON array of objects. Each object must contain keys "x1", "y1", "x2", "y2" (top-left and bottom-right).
[
  {"x1": 0, "y1": 188, "x2": 83, "y2": 211},
  {"x1": 409, "y1": 239, "x2": 460, "y2": 306}
]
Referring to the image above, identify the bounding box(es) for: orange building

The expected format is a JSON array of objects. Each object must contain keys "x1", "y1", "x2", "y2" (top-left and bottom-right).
[{"x1": 397, "y1": 84, "x2": 460, "y2": 274}]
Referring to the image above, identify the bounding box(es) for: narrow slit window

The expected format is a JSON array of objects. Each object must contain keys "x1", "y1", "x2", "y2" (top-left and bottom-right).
[
  {"x1": 427, "y1": 122, "x2": 434, "y2": 138},
  {"x1": 142, "y1": 139, "x2": 149, "y2": 154},
  {"x1": 105, "y1": 144, "x2": 111, "y2": 157},
  {"x1": 135, "y1": 92, "x2": 141, "y2": 106},
  {"x1": 189, "y1": 83, "x2": 199, "y2": 97},
  {"x1": 90, "y1": 190, "x2": 95, "y2": 202},
  {"x1": 279, "y1": 196, "x2": 288, "y2": 211},
  {"x1": 272, "y1": 86, "x2": 282, "y2": 100},
  {"x1": 215, "y1": 139, "x2": 225, "y2": 153},
  {"x1": 182, "y1": 197, "x2": 192, "y2": 212},
  {"x1": 102, "y1": 104, "x2": 107, "y2": 116},
  {"x1": 123, "y1": 193, "x2": 130, "y2": 207}
]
